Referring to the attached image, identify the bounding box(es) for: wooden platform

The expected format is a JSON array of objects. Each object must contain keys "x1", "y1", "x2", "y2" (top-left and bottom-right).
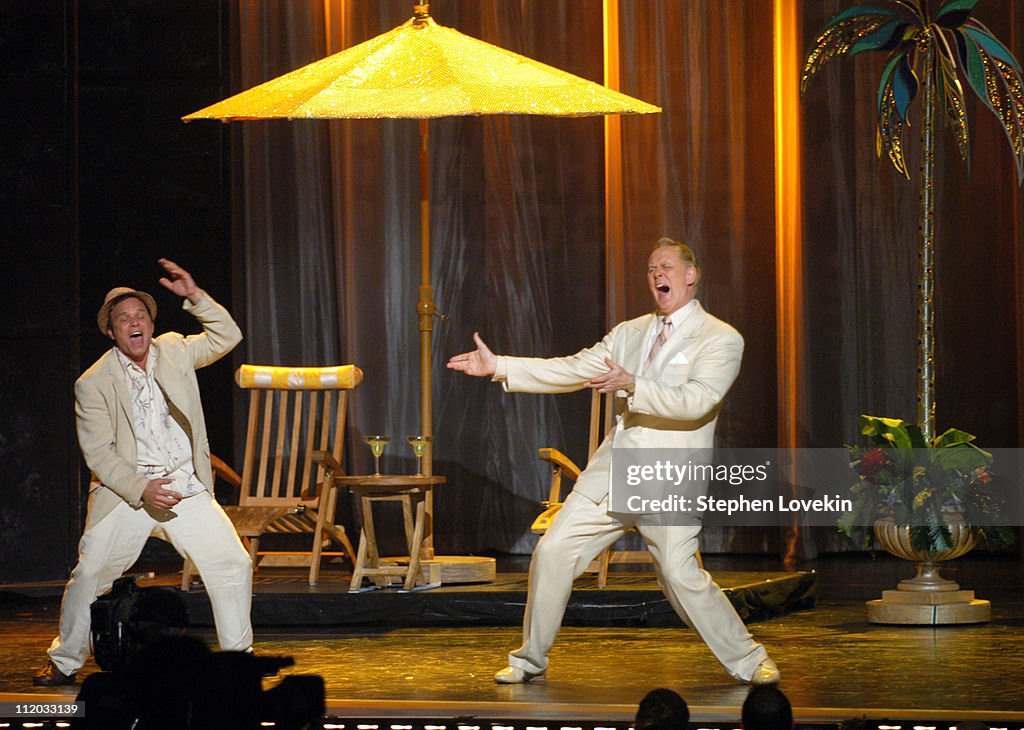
[{"x1": 2, "y1": 554, "x2": 1023, "y2": 728}]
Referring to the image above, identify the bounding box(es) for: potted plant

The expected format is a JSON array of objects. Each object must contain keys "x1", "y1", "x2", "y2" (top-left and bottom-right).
[{"x1": 841, "y1": 415, "x2": 1012, "y2": 590}]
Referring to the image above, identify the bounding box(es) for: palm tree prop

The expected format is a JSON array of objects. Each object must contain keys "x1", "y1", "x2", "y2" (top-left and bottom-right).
[{"x1": 801, "y1": 0, "x2": 1024, "y2": 444}]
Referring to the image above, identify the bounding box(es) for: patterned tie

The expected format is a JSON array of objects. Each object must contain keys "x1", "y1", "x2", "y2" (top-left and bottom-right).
[{"x1": 643, "y1": 316, "x2": 672, "y2": 372}]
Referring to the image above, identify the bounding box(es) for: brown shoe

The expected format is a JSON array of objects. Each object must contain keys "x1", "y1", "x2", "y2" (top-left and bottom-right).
[{"x1": 33, "y1": 660, "x2": 76, "y2": 686}]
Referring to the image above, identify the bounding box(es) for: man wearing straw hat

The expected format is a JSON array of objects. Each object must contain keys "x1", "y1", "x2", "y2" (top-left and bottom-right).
[
  {"x1": 34, "y1": 258, "x2": 253, "y2": 686},
  {"x1": 448, "y1": 238, "x2": 779, "y2": 686}
]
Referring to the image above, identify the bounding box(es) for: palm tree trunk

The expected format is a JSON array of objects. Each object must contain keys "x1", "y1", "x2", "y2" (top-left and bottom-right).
[{"x1": 917, "y1": 34, "x2": 937, "y2": 444}]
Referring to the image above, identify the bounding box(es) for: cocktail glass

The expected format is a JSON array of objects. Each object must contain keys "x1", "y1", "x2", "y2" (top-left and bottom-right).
[
  {"x1": 363, "y1": 435, "x2": 391, "y2": 477},
  {"x1": 405, "y1": 435, "x2": 432, "y2": 477}
]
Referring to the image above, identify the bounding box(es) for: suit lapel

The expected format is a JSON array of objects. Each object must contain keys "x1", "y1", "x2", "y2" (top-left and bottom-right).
[
  {"x1": 624, "y1": 315, "x2": 655, "y2": 374},
  {"x1": 104, "y1": 350, "x2": 133, "y2": 421}
]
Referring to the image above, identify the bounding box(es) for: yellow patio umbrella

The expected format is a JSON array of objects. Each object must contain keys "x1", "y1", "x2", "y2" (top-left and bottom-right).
[{"x1": 184, "y1": 3, "x2": 660, "y2": 481}]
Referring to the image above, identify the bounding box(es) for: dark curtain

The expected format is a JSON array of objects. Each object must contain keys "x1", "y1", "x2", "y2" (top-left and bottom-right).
[
  {"x1": 230, "y1": 0, "x2": 1023, "y2": 557},
  {"x1": 618, "y1": 1, "x2": 779, "y2": 553},
  {"x1": 235, "y1": 0, "x2": 341, "y2": 368}
]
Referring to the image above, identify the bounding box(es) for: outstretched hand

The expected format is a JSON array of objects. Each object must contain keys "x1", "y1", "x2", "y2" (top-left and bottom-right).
[
  {"x1": 447, "y1": 332, "x2": 497, "y2": 377},
  {"x1": 158, "y1": 258, "x2": 203, "y2": 303},
  {"x1": 585, "y1": 358, "x2": 635, "y2": 394}
]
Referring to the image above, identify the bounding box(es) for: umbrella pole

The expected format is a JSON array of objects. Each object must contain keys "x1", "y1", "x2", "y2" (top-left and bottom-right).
[
  {"x1": 417, "y1": 117, "x2": 434, "y2": 471},
  {"x1": 417, "y1": 117, "x2": 437, "y2": 556}
]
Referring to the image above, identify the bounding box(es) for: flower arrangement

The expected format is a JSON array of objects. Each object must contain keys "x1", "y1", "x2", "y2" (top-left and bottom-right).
[{"x1": 840, "y1": 415, "x2": 1013, "y2": 554}]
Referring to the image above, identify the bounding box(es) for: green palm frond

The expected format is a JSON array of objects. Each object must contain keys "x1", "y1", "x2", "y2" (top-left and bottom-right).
[
  {"x1": 938, "y1": 48, "x2": 970, "y2": 167},
  {"x1": 876, "y1": 50, "x2": 917, "y2": 177},
  {"x1": 961, "y1": 19, "x2": 1022, "y2": 73},
  {"x1": 934, "y1": 0, "x2": 980, "y2": 29},
  {"x1": 803, "y1": 0, "x2": 1024, "y2": 185},
  {"x1": 954, "y1": 20, "x2": 1024, "y2": 183},
  {"x1": 801, "y1": 5, "x2": 918, "y2": 93}
]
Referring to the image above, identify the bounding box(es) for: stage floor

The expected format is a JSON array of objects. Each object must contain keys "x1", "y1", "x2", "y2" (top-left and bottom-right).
[{"x1": 1, "y1": 553, "x2": 1022, "y2": 726}]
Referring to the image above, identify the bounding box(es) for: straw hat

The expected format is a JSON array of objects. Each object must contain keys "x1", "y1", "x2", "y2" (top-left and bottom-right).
[{"x1": 97, "y1": 287, "x2": 157, "y2": 334}]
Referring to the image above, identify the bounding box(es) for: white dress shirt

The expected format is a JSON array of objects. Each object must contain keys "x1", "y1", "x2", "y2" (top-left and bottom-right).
[{"x1": 117, "y1": 344, "x2": 204, "y2": 499}]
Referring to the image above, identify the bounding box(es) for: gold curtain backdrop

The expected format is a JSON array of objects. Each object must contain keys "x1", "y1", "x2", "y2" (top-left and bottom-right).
[{"x1": 228, "y1": 0, "x2": 1023, "y2": 557}]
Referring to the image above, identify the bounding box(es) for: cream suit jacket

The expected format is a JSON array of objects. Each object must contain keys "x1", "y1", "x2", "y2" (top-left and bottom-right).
[
  {"x1": 502, "y1": 301, "x2": 743, "y2": 503},
  {"x1": 74, "y1": 294, "x2": 243, "y2": 531}
]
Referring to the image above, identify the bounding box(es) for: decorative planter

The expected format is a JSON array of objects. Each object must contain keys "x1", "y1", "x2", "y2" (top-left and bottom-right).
[
  {"x1": 873, "y1": 516, "x2": 977, "y2": 592},
  {"x1": 867, "y1": 516, "x2": 989, "y2": 624}
]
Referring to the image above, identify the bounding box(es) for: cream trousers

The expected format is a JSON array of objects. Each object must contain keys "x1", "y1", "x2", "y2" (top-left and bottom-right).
[
  {"x1": 509, "y1": 491, "x2": 768, "y2": 681},
  {"x1": 48, "y1": 490, "x2": 252, "y2": 675}
]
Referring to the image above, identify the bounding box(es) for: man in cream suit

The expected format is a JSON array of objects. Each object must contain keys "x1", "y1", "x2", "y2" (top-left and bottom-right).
[
  {"x1": 34, "y1": 259, "x2": 253, "y2": 686},
  {"x1": 448, "y1": 238, "x2": 778, "y2": 686}
]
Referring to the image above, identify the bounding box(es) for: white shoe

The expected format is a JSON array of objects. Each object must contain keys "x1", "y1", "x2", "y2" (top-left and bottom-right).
[
  {"x1": 749, "y1": 658, "x2": 781, "y2": 685},
  {"x1": 494, "y1": 665, "x2": 545, "y2": 684}
]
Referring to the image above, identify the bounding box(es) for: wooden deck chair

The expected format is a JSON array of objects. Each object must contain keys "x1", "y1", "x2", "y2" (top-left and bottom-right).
[
  {"x1": 532, "y1": 390, "x2": 701, "y2": 588},
  {"x1": 181, "y1": 364, "x2": 361, "y2": 590}
]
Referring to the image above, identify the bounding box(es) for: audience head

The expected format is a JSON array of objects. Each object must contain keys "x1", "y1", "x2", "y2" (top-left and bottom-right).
[
  {"x1": 742, "y1": 684, "x2": 793, "y2": 729},
  {"x1": 635, "y1": 687, "x2": 690, "y2": 730}
]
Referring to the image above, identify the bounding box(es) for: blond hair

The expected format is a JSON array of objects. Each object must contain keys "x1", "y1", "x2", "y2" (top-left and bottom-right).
[{"x1": 653, "y1": 237, "x2": 701, "y2": 284}]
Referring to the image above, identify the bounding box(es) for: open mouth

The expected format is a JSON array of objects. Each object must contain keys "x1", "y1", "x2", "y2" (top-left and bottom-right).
[
  {"x1": 656, "y1": 284, "x2": 670, "y2": 293},
  {"x1": 129, "y1": 331, "x2": 144, "y2": 342}
]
